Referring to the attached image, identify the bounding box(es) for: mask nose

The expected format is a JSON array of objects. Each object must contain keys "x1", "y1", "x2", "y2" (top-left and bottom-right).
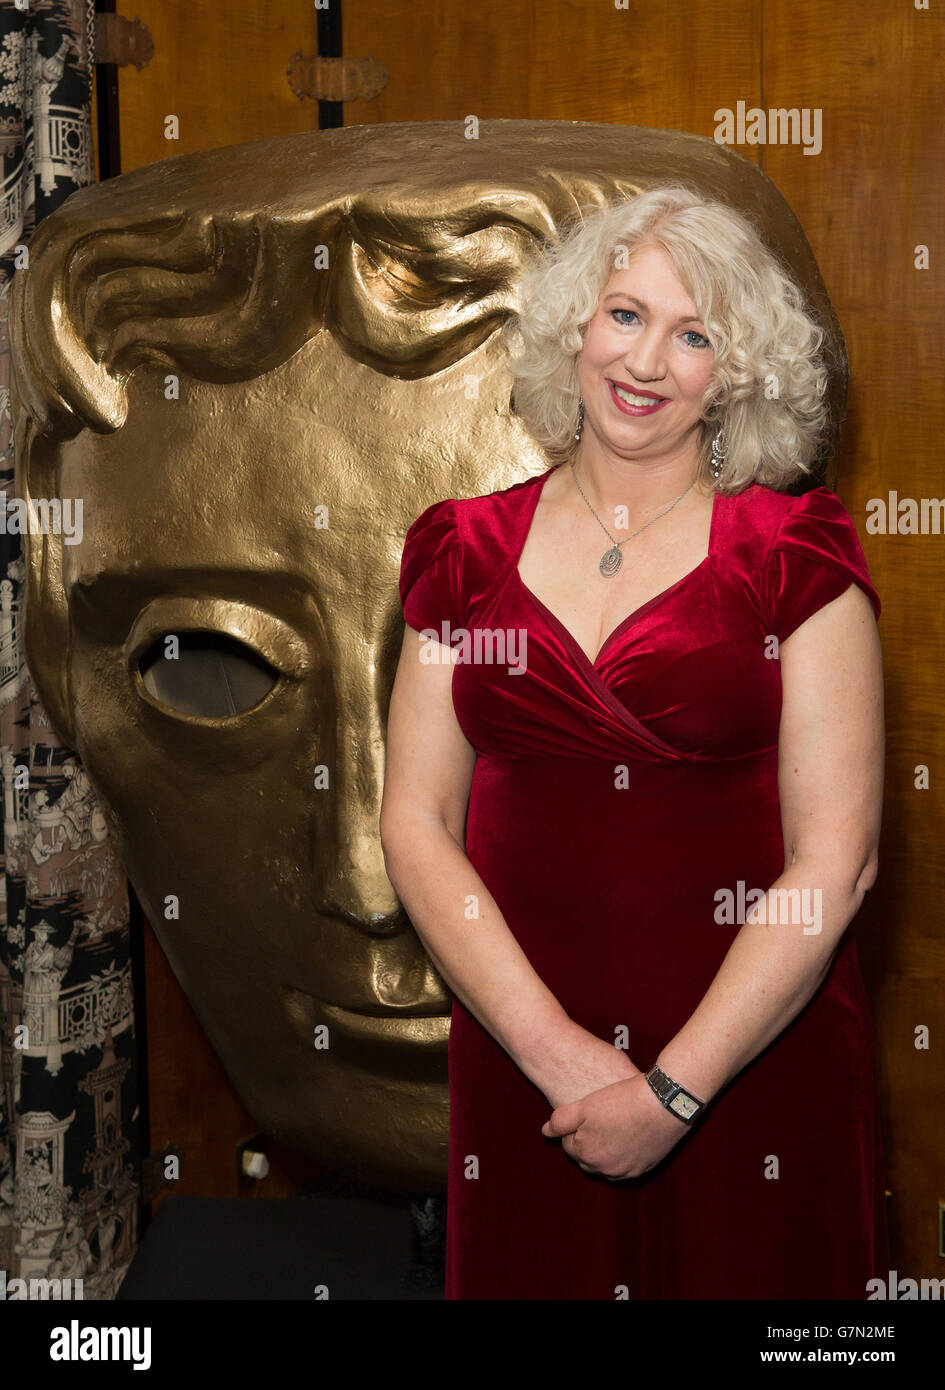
[{"x1": 315, "y1": 650, "x2": 404, "y2": 935}]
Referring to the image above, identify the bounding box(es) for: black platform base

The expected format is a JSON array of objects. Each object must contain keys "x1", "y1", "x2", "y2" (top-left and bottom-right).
[{"x1": 116, "y1": 1194, "x2": 444, "y2": 1300}]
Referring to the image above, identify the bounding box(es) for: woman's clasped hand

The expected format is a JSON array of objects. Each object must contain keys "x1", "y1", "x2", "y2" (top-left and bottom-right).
[{"x1": 540, "y1": 1065, "x2": 692, "y2": 1182}]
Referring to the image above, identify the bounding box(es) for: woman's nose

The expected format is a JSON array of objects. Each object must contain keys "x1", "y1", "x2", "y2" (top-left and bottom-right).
[{"x1": 623, "y1": 329, "x2": 666, "y2": 382}]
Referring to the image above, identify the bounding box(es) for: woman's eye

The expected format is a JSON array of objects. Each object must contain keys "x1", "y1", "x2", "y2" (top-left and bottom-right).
[
  {"x1": 610, "y1": 310, "x2": 709, "y2": 348},
  {"x1": 138, "y1": 630, "x2": 280, "y2": 717}
]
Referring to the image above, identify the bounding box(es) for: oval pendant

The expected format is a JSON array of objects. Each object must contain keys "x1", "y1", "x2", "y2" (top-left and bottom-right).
[{"x1": 600, "y1": 546, "x2": 622, "y2": 577}]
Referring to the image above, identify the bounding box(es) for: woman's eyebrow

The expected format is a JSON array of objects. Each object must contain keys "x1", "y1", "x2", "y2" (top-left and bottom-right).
[{"x1": 602, "y1": 292, "x2": 702, "y2": 325}]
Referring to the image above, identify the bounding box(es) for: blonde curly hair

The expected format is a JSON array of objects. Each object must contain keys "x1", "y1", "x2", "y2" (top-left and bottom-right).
[{"x1": 500, "y1": 184, "x2": 833, "y2": 493}]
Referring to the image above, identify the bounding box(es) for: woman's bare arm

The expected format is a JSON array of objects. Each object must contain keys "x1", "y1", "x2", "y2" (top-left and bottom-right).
[
  {"x1": 381, "y1": 625, "x2": 637, "y2": 1106},
  {"x1": 654, "y1": 580, "x2": 884, "y2": 1100}
]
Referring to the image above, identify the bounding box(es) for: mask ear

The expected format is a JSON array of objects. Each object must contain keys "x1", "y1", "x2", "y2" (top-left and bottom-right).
[{"x1": 11, "y1": 385, "x2": 77, "y2": 749}]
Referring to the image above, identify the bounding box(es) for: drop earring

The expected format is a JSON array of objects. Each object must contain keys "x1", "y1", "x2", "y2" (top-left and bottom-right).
[
  {"x1": 710, "y1": 426, "x2": 727, "y2": 482},
  {"x1": 575, "y1": 399, "x2": 585, "y2": 441}
]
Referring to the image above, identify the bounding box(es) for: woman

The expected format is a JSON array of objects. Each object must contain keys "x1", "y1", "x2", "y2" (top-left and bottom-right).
[{"x1": 380, "y1": 185, "x2": 888, "y2": 1300}]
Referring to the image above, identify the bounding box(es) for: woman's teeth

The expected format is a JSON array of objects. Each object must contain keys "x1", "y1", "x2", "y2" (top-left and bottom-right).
[{"x1": 613, "y1": 384, "x2": 664, "y2": 406}]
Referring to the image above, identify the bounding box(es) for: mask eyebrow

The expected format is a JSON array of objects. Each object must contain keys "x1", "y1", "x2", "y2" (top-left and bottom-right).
[{"x1": 68, "y1": 567, "x2": 320, "y2": 639}]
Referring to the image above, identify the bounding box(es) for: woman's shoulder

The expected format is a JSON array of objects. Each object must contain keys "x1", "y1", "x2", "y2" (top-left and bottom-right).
[
  {"x1": 726, "y1": 481, "x2": 880, "y2": 633},
  {"x1": 399, "y1": 468, "x2": 547, "y2": 625},
  {"x1": 724, "y1": 480, "x2": 864, "y2": 554},
  {"x1": 462, "y1": 465, "x2": 551, "y2": 514},
  {"x1": 403, "y1": 466, "x2": 548, "y2": 554}
]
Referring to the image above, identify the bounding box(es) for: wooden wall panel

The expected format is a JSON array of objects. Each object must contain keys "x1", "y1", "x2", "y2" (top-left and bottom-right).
[
  {"x1": 344, "y1": 0, "x2": 761, "y2": 133},
  {"x1": 116, "y1": 0, "x2": 320, "y2": 169},
  {"x1": 141, "y1": 911, "x2": 322, "y2": 1209},
  {"x1": 761, "y1": 0, "x2": 944, "y2": 1286}
]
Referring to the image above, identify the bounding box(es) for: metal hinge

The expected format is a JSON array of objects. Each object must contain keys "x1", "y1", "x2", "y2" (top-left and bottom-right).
[
  {"x1": 94, "y1": 13, "x2": 154, "y2": 70},
  {"x1": 286, "y1": 53, "x2": 387, "y2": 103}
]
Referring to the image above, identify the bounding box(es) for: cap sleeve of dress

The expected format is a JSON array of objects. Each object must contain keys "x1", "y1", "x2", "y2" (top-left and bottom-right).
[
  {"x1": 764, "y1": 487, "x2": 881, "y2": 644},
  {"x1": 398, "y1": 497, "x2": 464, "y2": 637}
]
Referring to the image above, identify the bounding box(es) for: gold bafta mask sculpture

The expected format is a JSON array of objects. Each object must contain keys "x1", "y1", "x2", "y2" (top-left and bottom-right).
[{"x1": 9, "y1": 120, "x2": 846, "y2": 1193}]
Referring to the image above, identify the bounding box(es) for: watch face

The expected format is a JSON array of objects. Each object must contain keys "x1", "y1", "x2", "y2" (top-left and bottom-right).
[{"x1": 670, "y1": 1092, "x2": 698, "y2": 1120}]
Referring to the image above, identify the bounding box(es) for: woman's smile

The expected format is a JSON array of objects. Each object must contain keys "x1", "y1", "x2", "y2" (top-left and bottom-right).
[{"x1": 607, "y1": 379, "x2": 671, "y2": 415}]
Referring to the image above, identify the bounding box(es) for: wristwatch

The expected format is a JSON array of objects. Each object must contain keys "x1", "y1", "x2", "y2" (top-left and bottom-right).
[{"x1": 644, "y1": 1063, "x2": 708, "y2": 1125}]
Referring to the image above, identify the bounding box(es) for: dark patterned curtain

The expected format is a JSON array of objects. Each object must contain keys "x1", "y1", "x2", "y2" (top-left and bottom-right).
[{"x1": 0, "y1": 0, "x2": 140, "y2": 1297}]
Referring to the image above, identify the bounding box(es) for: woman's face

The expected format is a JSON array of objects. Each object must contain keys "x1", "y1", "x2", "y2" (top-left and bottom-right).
[{"x1": 576, "y1": 240, "x2": 716, "y2": 464}]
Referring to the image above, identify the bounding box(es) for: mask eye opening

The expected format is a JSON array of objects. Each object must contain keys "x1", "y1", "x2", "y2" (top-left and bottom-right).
[{"x1": 137, "y1": 630, "x2": 280, "y2": 719}]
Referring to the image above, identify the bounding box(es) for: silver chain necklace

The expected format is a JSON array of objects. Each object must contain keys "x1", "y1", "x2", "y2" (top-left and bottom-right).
[{"x1": 569, "y1": 459, "x2": 699, "y2": 577}]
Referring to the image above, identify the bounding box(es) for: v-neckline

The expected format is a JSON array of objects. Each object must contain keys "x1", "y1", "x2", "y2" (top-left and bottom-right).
[{"x1": 514, "y1": 464, "x2": 719, "y2": 671}]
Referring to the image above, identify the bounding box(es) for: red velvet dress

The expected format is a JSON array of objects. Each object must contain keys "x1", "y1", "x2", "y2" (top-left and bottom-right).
[{"x1": 399, "y1": 463, "x2": 888, "y2": 1301}]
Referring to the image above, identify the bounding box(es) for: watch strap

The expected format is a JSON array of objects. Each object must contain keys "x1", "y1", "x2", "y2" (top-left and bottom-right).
[{"x1": 644, "y1": 1063, "x2": 708, "y2": 1125}]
